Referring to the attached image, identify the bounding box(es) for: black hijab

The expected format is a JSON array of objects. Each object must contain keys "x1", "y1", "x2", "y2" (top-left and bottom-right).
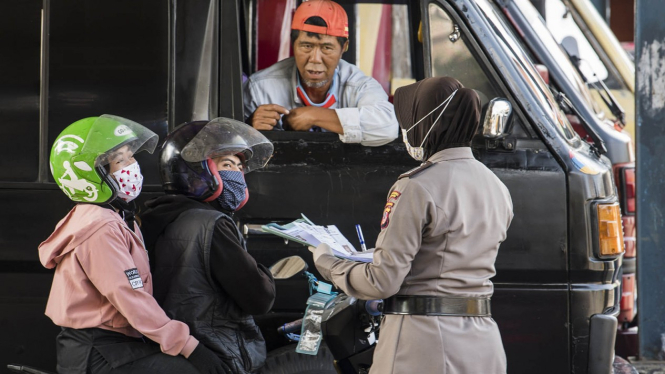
[{"x1": 394, "y1": 76, "x2": 481, "y2": 160}]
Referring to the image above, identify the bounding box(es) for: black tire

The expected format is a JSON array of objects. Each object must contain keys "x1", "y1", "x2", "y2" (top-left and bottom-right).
[{"x1": 259, "y1": 343, "x2": 336, "y2": 374}]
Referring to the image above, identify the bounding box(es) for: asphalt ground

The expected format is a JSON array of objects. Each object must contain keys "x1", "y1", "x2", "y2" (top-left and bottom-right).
[
  {"x1": 615, "y1": 357, "x2": 665, "y2": 374},
  {"x1": 632, "y1": 362, "x2": 665, "y2": 374}
]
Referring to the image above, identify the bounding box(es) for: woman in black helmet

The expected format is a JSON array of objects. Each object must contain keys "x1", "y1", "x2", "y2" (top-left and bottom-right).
[{"x1": 140, "y1": 118, "x2": 276, "y2": 374}]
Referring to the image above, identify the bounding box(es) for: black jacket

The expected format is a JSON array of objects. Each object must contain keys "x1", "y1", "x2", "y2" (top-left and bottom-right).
[{"x1": 141, "y1": 195, "x2": 276, "y2": 373}]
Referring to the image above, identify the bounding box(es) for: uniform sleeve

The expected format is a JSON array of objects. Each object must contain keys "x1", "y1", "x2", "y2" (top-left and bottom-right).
[
  {"x1": 76, "y1": 223, "x2": 198, "y2": 357},
  {"x1": 210, "y1": 218, "x2": 276, "y2": 315},
  {"x1": 315, "y1": 179, "x2": 437, "y2": 299},
  {"x1": 334, "y1": 76, "x2": 399, "y2": 147}
]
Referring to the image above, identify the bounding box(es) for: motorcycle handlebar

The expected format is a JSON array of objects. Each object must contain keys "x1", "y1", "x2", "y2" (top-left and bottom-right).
[
  {"x1": 277, "y1": 319, "x2": 303, "y2": 335},
  {"x1": 365, "y1": 299, "x2": 383, "y2": 316}
]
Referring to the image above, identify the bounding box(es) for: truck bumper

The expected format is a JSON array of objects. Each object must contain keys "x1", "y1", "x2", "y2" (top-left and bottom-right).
[{"x1": 588, "y1": 313, "x2": 618, "y2": 374}]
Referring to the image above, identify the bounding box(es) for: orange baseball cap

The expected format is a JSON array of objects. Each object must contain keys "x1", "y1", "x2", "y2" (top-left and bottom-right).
[{"x1": 291, "y1": 0, "x2": 349, "y2": 38}]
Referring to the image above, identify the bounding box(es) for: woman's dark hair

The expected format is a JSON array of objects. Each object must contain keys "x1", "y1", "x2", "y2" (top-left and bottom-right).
[{"x1": 290, "y1": 16, "x2": 348, "y2": 49}]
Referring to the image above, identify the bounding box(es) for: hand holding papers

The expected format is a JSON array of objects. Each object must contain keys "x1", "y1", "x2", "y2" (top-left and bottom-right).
[{"x1": 262, "y1": 215, "x2": 374, "y2": 263}]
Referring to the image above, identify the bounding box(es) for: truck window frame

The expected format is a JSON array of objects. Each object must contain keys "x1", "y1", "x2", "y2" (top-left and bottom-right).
[
  {"x1": 423, "y1": 0, "x2": 536, "y2": 140},
  {"x1": 423, "y1": 0, "x2": 580, "y2": 145}
]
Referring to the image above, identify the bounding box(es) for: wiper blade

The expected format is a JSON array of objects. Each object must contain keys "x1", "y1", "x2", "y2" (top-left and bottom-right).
[
  {"x1": 567, "y1": 53, "x2": 626, "y2": 128},
  {"x1": 556, "y1": 92, "x2": 607, "y2": 156}
]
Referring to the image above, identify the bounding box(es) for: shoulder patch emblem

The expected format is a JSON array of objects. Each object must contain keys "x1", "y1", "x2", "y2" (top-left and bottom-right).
[
  {"x1": 398, "y1": 161, "x2": 433, "y2": 180},
  {"x1": 380, "y1": 191, "x2": 401, "y2": 230},
  {"x1": 124, "y1": 268, "x2": 144, "y2": 290}
]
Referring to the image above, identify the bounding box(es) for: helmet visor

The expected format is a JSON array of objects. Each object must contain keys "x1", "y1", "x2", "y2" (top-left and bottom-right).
[
  {"x1": 80, "y1": 115, "x2": 159, "y2": 167},
  {"x1": 180, "y1": 117, "x2": 274, "y2": 173}
]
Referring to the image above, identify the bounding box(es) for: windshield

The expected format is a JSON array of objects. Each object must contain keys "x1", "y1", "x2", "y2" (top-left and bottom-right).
[
  {"x1": 539, "y1": 0, "x2": 627, "y2": 89},
  {"x1": 473, "y1": 0, "x2": 578, "y2": 142},
  {"x1": 512, "y1": 0, "x2": 601, "y2": 115}
]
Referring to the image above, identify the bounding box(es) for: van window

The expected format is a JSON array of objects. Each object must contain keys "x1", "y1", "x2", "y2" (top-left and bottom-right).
[
  {"x1": 428, "y1": 4, "x2": 499, "y2": 106},
  {"x1": 354, "y1": 4, "x2": 415, "y2": 95},
  {"x1": 0, "y1": 0, "x2": 41, "y2": 182},
  {"x1": 252, "y1": 1, "x2": 415, "y2": 97}
]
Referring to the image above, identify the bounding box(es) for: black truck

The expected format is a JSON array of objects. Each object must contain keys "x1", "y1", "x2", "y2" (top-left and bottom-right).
[{"x1": 0, "y1": 0, "x2": 624, "y2": 373}]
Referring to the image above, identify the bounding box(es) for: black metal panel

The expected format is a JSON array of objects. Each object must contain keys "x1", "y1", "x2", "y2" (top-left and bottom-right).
[
  {"x1": 240, "y1": 133, "x2": 418, "y2": 248},
  {"x1": 220, "y1": 0, "x2": 245, "y2": 120},
  {"x1": 0, "y1": 272, "x2": 61, "y2": 371},
  {"x1": 48, "y1": 0, "x2": 169, "y2": 185},
  {"x1": 0, "y1": 189, "x2": 74, "y2": 262},
  {"x1": 492, "y1": 287, "x2": 569, "y2": 374},
  {"x1": 0, "y1": 0, "x2": 41, "y2": 182},
  {"x1": 171, "y1": 0, "x2": 222, "y2": 126},
  {"x1": 491, "y1": 167, "x2": 568, "y2": 282}
]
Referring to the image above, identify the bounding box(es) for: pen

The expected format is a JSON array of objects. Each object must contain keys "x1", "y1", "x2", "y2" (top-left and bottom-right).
[{"x1": 355, "y1": 224, "x2": 367, "y2": 251}]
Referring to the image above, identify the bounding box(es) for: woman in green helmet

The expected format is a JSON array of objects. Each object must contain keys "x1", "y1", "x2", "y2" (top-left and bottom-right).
[{"x1": 39, "y1": 115, "x2": 230, "y2": 374}]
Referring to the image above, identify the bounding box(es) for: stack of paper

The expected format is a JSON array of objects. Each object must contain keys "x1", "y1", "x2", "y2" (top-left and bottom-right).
[{"x1": 262, "y1": 215, "x2": 374, "y2": 263}]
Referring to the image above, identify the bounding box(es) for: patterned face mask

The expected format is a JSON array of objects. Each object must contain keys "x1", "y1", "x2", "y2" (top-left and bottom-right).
[
  {"x1": 217, "y1": 170, "x2": 248, "y2": 212},
  {"x1": 402, "y1": 89, "x2": 458, "y2": 161},
  {"x1": 112, "y1": 161, "x2": 143, "y2": 203}
]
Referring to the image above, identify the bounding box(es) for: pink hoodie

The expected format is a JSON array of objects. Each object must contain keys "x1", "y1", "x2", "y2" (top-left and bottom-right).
[{"x1": 39, "y1": 204, "x2": 199, "y2": 357}]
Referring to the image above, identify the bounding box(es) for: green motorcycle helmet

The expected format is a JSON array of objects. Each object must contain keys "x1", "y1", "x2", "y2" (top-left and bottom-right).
[{"x1": 50, "y1": 115, "x2": 158, "y2": 204}]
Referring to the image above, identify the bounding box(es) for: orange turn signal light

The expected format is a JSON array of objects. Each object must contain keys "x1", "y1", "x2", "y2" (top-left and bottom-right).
[{"x1": 598, "y1": 203, "x2": 624, "y2": 256}]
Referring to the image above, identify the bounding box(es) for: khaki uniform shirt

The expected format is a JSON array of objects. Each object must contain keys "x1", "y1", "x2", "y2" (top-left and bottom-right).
[{"x1": 316, "y1": 147, "x2": 513, "y2": 374}]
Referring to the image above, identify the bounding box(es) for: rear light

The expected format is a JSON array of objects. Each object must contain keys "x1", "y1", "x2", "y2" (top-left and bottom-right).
[
  {"x1": 622, "y1": 216, "x2": 636, "y2": 258},
  {"x1": 613, "y1": 164, "x2": 636, "y2": 215},
  {"x1": 597, "y1": 203, "x2": 624, "y2": 257},
  {"x1": 619, "y1": 273, "x2": 636, "y2": 323},
  {"x1": 623, "y1": 168, "x2": 636, "y2": 214}
]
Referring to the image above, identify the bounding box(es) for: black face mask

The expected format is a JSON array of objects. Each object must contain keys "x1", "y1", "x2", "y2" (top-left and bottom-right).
[{"x1": 216, "y1": 170, "x2": 248, "y2": 212}]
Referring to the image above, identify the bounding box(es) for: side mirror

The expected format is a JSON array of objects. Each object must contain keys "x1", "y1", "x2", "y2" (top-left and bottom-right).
[
  {"x1": 482, "y1": 98, "x2": 512, "y2": 139},
  {"x1": 269, "y1": 256, "x2": 308, "y2": 280}
]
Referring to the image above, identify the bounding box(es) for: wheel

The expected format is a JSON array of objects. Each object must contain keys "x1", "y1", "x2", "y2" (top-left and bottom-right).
[{"x1": 259, "y1": 343, "x2": 336, "y2": 374}]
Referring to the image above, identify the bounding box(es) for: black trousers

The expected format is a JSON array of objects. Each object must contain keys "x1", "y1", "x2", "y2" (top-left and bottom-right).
[{"x1": 56, "y1": 327, "x2": 199, "y2": 374}]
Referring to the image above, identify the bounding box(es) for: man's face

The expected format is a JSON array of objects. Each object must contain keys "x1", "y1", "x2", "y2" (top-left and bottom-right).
[{"x1": 293, "y1": 31, "x2": 347, "y2": 88}]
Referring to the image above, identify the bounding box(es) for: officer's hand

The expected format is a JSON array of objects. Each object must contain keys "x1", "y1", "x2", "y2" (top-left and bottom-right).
[
  {"x1": 187, "y1": 343, "x2": 233, "y2": 374},
  {"x1": 249, "y1": 104, "x2": 290, "y2": 131},
  {"x1": 309, "y1": 243, "x2": 334, "y2": 263},
  {"x1": 282, "y1": 107, "x2": 317, "y2": 131}
]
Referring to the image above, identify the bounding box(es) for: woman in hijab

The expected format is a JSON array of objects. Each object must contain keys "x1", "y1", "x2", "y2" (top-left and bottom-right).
[{"x1": 310, "y1": 76, "x2": 514, "y2": 374}]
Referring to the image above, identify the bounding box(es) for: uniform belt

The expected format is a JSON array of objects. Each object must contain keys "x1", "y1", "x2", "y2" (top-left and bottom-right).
[{"x1": 383, "y1": 295, "x2": 491, "y2": 317}]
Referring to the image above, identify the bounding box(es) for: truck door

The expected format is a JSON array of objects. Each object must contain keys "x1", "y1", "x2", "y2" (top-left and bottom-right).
[{"x1": 421, "y1": 1, "x2": 570, "y2": 372}]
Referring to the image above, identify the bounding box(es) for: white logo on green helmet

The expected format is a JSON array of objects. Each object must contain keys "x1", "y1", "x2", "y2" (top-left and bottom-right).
[
  {"x1": 58, "y1": 161, "x2": 99, "y2": 202},
  {"x1": 114, "y1": 125, "x2": 134, "y2": 137},
  {"x1": 54, "y1": 134, "x2": 85, "y2": 154}
]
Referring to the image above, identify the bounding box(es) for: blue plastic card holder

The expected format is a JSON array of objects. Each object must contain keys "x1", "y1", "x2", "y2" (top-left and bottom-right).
[{"x1": 296, "y1": 290, "x2": 337, "y2": 355}]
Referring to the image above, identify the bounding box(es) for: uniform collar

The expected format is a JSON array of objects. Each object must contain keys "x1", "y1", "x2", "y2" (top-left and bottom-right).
[{"x1": 426, "y1": 147, "x2": 475, "y2": 163}]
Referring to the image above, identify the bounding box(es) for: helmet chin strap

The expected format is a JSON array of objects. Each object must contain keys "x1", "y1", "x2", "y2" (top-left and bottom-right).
[
  {"x1": 109, "y1": 198, "x2": 137, "y2": 232},
  {"x1": 203, "y1": 158, "x2": 223, "y2": 202},
  {"x1": 97, "y1": 165, "x2": 121, "y2": 204}
]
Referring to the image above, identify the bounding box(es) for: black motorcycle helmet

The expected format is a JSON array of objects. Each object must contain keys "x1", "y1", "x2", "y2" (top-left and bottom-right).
[{"x1": 160, "y1": 118, "x2": 274, "y2": 201}]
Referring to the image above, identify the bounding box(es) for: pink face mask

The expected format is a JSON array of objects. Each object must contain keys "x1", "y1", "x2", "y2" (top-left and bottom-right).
[{"x1": 112, "y1": 161, "x2": 143, "y2": 203}]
